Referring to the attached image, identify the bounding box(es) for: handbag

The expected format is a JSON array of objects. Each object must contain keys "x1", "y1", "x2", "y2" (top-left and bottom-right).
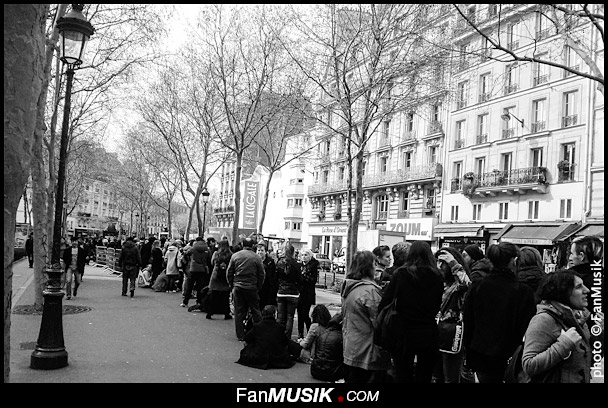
[
  {"x1": 437, "y1": 313, "x2": 464, "y2": 354},
  {"x1": 374, "y1": 278, "x2": 404, "y2": 352}
]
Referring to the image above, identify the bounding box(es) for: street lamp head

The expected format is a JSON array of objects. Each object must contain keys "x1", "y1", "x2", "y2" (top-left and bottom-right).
[
  {"x1": 57, "y1": 4, "x2": 95, "y2": 67},
  {"x1": 202, "y1": 187, "x2": 210, "y2": 204},
  {"x1": 501, "y1": 113, "x2": 511, "y2": 121}
]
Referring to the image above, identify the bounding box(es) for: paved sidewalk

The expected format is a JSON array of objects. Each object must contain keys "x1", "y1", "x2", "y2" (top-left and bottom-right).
[{"x1": 8, "y1": 258, "x2": 342, "y2": 383}]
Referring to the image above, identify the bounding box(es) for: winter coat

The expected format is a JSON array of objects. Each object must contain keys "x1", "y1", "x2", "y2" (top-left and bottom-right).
[
  {"x1": 25, "y1": 238, "x2": 33, "y2": 254},
  {"x1": 517, "y1": 265, "x2": 546, "y2": 302},
  {"x1": 297, "y1": 322, "x2": 326, "y2": 364},
  {"x1": 209, "y1": 250, "x2": 232, "y2": 292},
  {"x1": 377, "y1": 264, "x2": 444, "y2": 349},
  {"x1": 164, "y1": 245, "x2": 180, "y2": 275},
  {"x1": 258, "y1": 255, "x2": 278, "y2": 307},
  {"x1": 227, "y1": 247, "x2": 265, "y2": 291},
  {"x1": 151, "y1": 247, "x2": 164, "y2": 275},
  {"x1": 463, "y1": 267, "x2": 536, "y2": 372},
  {"x1": 341, "y1": 278, "x2": 391, "y2": 371},
  {"x1": 276, "y1": 256, "x2": 302, "y2": 296},
  {"x1": 118, "y1": 240, "x2": 142, "y2": 273},
  {"x1": 311, "y1": 319, "x2": 344, "y2": 382},
  {"x1": 140, "y1": 240, "x2": 154, "y2": 266},
  {"x1": 522, "y1": 300, "x2": 592, "y2": 383},
  {"x1": 299, "y1": 258, "x2": 319, "y2": 305},
  {"x1": 187, "y1": 241, "x2": 211, "y2": 274},
  {"x1": 237, "y1": 318, "x2": 296, "y2": 370},
  {"x1": 469, "y1": 258, "x2": 492, "y2": 283}
]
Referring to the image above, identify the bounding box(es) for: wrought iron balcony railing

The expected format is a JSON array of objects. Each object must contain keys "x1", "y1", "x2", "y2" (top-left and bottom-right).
[
  {"x1": 454, "y1": 139, "x2": 465, "y2": 149},
  {"x1": 477, "y1": 167, "x2": 547, "y2": 188},
  {"x1": 504, "y1": 83, "x2": 519, "y2": 95},
  {"x1": 362, "y1": 163, "x2": 440, "y2": 188},
  {"x1": 479, "y1": 92, "x2": 491, "y2": 103},
  {"x1": 502, "y1": 128, "x2": 515, "y2": 139},
  {"x1": 535, "y1": 28, "x2": 553, "y2": 41},
  {"x1": 476, "y1": 134, "x2": 488, "y2": 144},
  {"x1": 562, "y1": 114, "x2": 578, "y2": 128},
  {"x1": 531, "y1": 121, "x2": 546, "y2": 133},
  {"x1": 533, "y1": 73, "x2": 549, "y2": 86},
  {"x1": 427, "y1": 121, "x2": 442, "y2": 134}
]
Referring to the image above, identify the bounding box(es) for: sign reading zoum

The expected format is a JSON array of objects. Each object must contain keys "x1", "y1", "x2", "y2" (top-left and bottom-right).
[
  {"x1": 241, "y1": 181, "x2": 259, "y2": 230},
  {"x1": 386, "y1": 218, "x2": 435, "y2": 241}
]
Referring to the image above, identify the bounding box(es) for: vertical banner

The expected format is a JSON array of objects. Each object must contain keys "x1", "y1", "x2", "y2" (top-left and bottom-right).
[{"x1": 241, "y1": 180, "x2": 259, "y2": 231}]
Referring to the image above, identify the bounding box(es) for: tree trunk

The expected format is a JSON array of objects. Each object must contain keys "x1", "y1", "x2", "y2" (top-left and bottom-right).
[
  {"x1": 257, "y1": 169, "x2": 275, "y2": 233},
  {"x1": 232, "y1": 152, "x2": 243, "y2": 246},
  {"x1": 4, "y1": 2, "x2": 49, "y2": 384}
]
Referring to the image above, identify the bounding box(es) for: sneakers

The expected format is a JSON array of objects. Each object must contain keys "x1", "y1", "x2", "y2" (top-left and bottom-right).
[
  {"x1": 130, "y1": 290, "x2": 134, "y2": 298},
  {"x1": 180, "y1": 303, "x2": 187, "y2": 308},
  {"x1": 73, "y1": 289, "x2": 77, "y2": 297}
]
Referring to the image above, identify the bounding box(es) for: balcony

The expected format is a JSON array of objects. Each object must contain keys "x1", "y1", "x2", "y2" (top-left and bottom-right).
[
  {"x1": 378, "y1": 137, "x2": 391, "y2": 149},
  {"x1": 375, "y1": 211, "x2": 388, "y2": 220},
  {"x1": 533, "y1": 74, "x2": 549, "y2": 86},
  {"x1": 473, "y1": 167, "x2": 549, "y2": 196},
  {"x1": 454, "y1": 139, "x2": 465, "y2": 149},
  {"x1": 479, "y1": 93, "x2": 491, "y2": 103},
  {"x1": 531, "y1": 121, "x2": 546, "y2": 133},
  {"x1": 456, "y1": 100, "x2": 467, "y2": 109},
  {"x1": 363, "y1": 163, "x2": 441, "y2": 188},
  {"x1": 502, "y1": 128, "x2": 515, "y2": 139},
  {"x1": 504, "y1": 83, "x2": 519, "y2": 95},
  {"x1": 562, "y1": 114, "x2": 578, "y2": 128},
  {"x1": 400, "y1": 130, "x2": 416, "y2": 142},
  {"x1": 476, "y1": 134, "x2": 488, "y2": 144},
  {"x1": 450, "y1": 178, "x2": 463, "y2": 193},
  {"x1": 564, "y1": 65, "x2": 579, "y2": 78},
  {"x1": 308, "y1": 180, "x2": 348, "y2": 196},
  {"x1": 557, "y1": 162, "x2": 575, "y2": 182},
  {"x1": 214, "y1": 205, "x2": 235, "y2": 214},
  {"x1": 397, "y1": 210, "x2": 409, "y2": 218}
]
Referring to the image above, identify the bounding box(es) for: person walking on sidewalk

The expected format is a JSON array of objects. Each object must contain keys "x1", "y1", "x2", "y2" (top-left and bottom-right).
[
  {"x1": 26, "y1": 233, "x2": 34, "y2": 268},
  {"x1": 227, "y1": 237, "x2": 266, "y2": 341},
  {"x1": 62, "y1": 238, "x2": 87, "y2": 299},
  {"x1": 118, "y1": 236, "x2": 142, "y2": 298}
]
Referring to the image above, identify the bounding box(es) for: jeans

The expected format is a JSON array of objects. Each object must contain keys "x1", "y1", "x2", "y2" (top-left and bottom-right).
[
  {"x1": 122, "y1": 267, "x2": 137, "y2": 295},
  {"x1": 277, "y1": 296, "x2": 298, "y2": 339},
  {"x1": 233, "y1": 287, "x2": 262, "y2": 340},
  {"x1": 66, "y1": 267, "x2": 81, "y2": 298},
  {"x1": 296, "y1": 299, "x2": 312, "y2": 337},
  {"x1": 432, "y1": 350, "x2": 465, "y2": 383}
]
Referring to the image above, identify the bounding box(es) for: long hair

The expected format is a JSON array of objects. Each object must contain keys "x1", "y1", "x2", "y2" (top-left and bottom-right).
[
  {"x1": 405, "y1": 241, "x2": 441, "y2": 281},
  {"x1": 216, "y1": 239, "x2": 232, "y2": 264},
  {"x1": 347, "y1": 250, "x2": 375, "y2": 280},
  {"x1": 311, "y1": 304, "x2": 332, "y2": 327}
]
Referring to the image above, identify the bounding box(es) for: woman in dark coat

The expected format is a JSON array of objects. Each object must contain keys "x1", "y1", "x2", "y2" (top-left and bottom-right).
[
  {"x1": 237, "y1": 305, "x2": 295, "y2": 370},
  {"x1": 207, "y1": 239, "x2": 233, "y2": 319},
  {"x1": 150, "y1": 240, "x2": 164, "y2": 285},
  {"x1": 297, "y1": 248, "x2": 319, "y2": 339},
  {"x1": 311, "y1": 312, "x2": 344, "y2": 382}
]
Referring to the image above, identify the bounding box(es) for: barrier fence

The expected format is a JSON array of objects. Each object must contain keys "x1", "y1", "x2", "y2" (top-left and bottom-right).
[{"x1": 95, "y1": 246, "x2": 122, "y2": 272}]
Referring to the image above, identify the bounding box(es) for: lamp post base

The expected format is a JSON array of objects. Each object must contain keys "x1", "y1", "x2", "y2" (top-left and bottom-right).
[{"x1": 30, "y1": 267, "x2": 68, "y2": 370}]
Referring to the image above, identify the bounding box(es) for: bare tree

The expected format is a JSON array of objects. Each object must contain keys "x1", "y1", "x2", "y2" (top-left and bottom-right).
[
  {"x1": 285, "y1": 4, "x2": 445, "y2": 267},
  {"x1": 452, "y1": 4, "x2": 603, "y2": 95},
  {"x1": 4, "y1": 2, "x2": 49, "y2": 383}
]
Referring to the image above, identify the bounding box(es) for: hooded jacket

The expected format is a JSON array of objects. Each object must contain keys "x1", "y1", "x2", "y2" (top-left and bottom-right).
[
  {"x1": 522, "y1": 300, "x2": 591, "y2": 383},
  {"x1": 341, "y1": 278, "x2": 391, "y2": 371},
  {"x1": 187, "y1": 241, "x2": 211, "y2": 274},
  {"x1": 469, "y1": 258, "x2": 492, "y2": 283},
  {"x1": 164, "y1": 245, "x2": 180, "y2": 275},
  {"x1": 311, "y1": 317, "x2": 344, "y2": 382},
  {"x1": 517, "y1": 265, "x2": 546, "y2": 302},
  {"x1": 119, "y1": 240, "x2": 141, "y2": 271}
]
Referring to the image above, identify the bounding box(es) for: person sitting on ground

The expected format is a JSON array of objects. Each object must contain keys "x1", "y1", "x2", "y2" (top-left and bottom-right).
[
  {"x1": 236, "y1": 305, "x2": 296, "y2": 370},
  {"x1": 288, "y1": 304, "x2": 332, "y2": 364},
  {"x1": 311, "y1": 312, "x2": 345, "y2": 382}
]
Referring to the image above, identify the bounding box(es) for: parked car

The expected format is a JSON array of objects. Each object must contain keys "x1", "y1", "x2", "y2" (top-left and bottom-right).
[{"x1": 313, "y1": 253, "x2": 332, "y2": 272}]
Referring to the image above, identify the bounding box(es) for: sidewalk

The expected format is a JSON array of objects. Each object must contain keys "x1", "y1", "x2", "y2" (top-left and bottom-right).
[{"x1": 8, "y1": 258, "x2": 342, "y2": 383}]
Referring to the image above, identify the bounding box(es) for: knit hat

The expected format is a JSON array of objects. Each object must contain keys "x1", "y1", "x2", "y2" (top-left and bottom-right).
[{"x1": 464, "y1": 244, "x2": 485, "y2": 262}]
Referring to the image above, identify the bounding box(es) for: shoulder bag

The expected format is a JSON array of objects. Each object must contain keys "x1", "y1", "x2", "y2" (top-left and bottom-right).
[{"x1": 374, "y1": 277, "x2": 404, "y2": 353}]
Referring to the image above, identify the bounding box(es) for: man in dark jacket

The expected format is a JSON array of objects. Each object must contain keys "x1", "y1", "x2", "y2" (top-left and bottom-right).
[
  {"x1": 25, "y1": 233, "x2": 34, "y2": 268},
  {"x1": 181, "y1": 237, "x2": 211, "y2": 308},
  {"x1": 62, "y1": 237, "x2": 87, "y2": 299},
  {"x1": 140, "y1": 236, "x2": 156, "y2": 268},
  {"x1": 227, "y1": 237, "x2": 266, "y2": 340},
  {"x1": 257, "y1": 242, "x2": 278, "y2": 308},
  {"x1": 118, "y1": 236, "x2": 142, "y2": 298}
]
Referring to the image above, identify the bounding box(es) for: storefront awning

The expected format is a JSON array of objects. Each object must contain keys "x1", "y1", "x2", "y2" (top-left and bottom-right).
[
  {"x1": 559, "y1": 222, "x2": 604, "y2": 240},
  {"x1": 434, "y1": 223, "x2": 485, "y2": 238},
  {"x1": 496, "y1": 223, "x2": 581, "y2": 245}
]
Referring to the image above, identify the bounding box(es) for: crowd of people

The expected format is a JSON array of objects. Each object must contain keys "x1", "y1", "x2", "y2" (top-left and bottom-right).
[{"x1": 55, "y1": 230, "x2": 603, "y2": 383}]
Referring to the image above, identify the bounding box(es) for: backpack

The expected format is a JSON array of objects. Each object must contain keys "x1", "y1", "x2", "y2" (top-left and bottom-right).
[{"x1": 374, "y1": 278, "x2": 404, "y2": 353}]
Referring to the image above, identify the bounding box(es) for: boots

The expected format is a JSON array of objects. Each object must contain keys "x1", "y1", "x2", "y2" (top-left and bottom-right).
[{"x1": 130, "y1": 290, "x2": 134, "y2": 298}]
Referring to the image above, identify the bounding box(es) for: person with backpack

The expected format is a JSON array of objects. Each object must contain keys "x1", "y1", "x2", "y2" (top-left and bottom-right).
[
  {"x1": 341, "y1": 250, "x2": 391, "y2": 383},
  {"x1": 522, "y1": 271, "x2": 592, "y2": 382}
]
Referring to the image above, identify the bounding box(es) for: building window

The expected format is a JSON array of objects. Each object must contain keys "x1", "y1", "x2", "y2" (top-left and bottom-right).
[
  {"x1": 477, "y1": 114, "x2": 488, "y2": 144},
  {"x1": 457, "y1": 81, "x2": 468, "y2": 109},
  {"x1": 479, "y1": 73, "x2": 491, "y2": 102},
  {"x1": 455, "y1": 120, "x2": 466, "y2": 148},
  {"x1": 531, "y1": 99, "x2": 546, "y2": 132},
  {"x1": 531, "y1": 148, "x2": 543, "y2": 167},
  {"x1": 533, "y1": 53, "x2": 550, "y2": 85},
  {"x1": 428, "y1": 146, "x2": 437, "y2": 165},
  {"x1": 325, "y1": 140, "x2": 331, "y2": 154},
  {"x1": 400, "y1": 192, "x2": 410, "y2": 216},
  {"x1": 293, "y1": 222, "x2": 302, "y2": 231},
  {"x1": 322, "y1": 169, "x2": 329, "y2": 183},
  {"x1": 501, "y1": 152, "x2": 513, "y2": 173},
  {"x1": 404, "y1": 112, "x2": 415, "y2": 139},
  {"x1": 361, "y1": 161, "x2": 367, "y2": 177},
  {"x1": 475, "y1": 157, "x2": 486, "y2": 177},
  {"x1": 559, "y1": 198, "x2": 572, "y2": 219},
  {"x1": 502, "y1": 106, "x2": 516, "y2": 139},
  {"x1": 504, "y1": 63, "x2": 518, "y2": 95},
  {"x1": 452, "y1": 161, "x2": 463, "y2": 191},
  {"x1": 402, "y1": 151, "x2": 412, "y2": 170},
  {"x1": 506, "y1": 22, "x2": 519, "y2": 50},
  {"x1": 535, "y1": 13, "x2": 552, "y2": 40},
  {"x1": 376, "y1": 195, "x2": 389, "y2": 220},
  {"x1": 379, "y1": 155, "x2": 389, "y2": 174},
  {"x1": 287, "y1": 198, "x2": 294, "y2": 207},
  {"x1": 562, "y1": 91, "x2": 578, "y2": 127},
  {"x1": 559, "y1": 143, "x2": 576, "y2": 182},
  {"x1": 380, "y1": 120, "x2": 390, "y2": 145},
  {"x1": 285, "y1": 222, "x2": 290, "y2": 230},
  {"x1": 499, "y1": 202, "x2": 509, "y2": 220},
  {"x1": 295, "y1": 198, "x2": 303, "y2": 207},
  {"x1": 451, "y1": 205, "x2": 459, "y2": 221},
  {"x1": 473, "y1": 203, "x2": 482, "y2": 221},
  {"x1": 563, "y1": 46, "x2": 579, "y2": 77},
  {"x1": 528, "y1": 200, "x2": 540, "y2": 220},
  {"x1": 338, "y1": 166, "x2": 345, "y2": 181},
  {"x1": 425, "y1": 188, "x2": 436, "y2": 209}
]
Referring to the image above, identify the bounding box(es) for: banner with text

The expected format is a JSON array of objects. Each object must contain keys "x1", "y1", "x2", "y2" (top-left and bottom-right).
[{"x1": 241, "y1": 180, "x2": 259, "y2": 231}]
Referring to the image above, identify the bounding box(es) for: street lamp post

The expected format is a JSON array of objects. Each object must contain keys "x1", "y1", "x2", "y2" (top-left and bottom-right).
[
  {"x1": 31, "y1": 4, "x2": 94, "y2": 370},
  {"x1": 202, "y1": 187, "x2": 210, "y2": 238}
]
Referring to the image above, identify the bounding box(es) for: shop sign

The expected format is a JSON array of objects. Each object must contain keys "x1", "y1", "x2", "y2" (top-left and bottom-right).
[
  {"x1": 321, "y1": 226, "x2": 348, "y2": 234},
  {"x1": 501, "y1": 237, "x2": 553, "y2": 245},
  {"x1": 241, "y1": 181, "x2": 259, "y2": 229},
  {"x1": 386, "y1": 218, "x2": 434, "y2": 241}
]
